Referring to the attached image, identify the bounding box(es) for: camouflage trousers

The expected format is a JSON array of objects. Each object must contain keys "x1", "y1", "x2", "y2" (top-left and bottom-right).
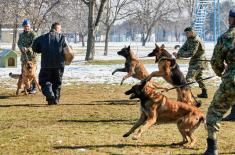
[
  {"x1": 186, "y1": 67, "x2": 206, "y2": 89},
  {"x1": 206, "y1": 80, "x2": 235, "y2": 140}
]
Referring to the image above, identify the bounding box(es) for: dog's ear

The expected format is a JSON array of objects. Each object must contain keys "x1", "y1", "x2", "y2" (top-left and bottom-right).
[
  {"x1": 155, "y1": 43, "x2": 159, "y2": 48},
  {"x1": 127, "y1": 45, "x2": 130, "y2": 50},
  {"x1": 170, "y1": 58, "x2": 176, "y2": 67},
  {"x1": 160, "y1": 44, "x2": 165, "y2": 49}
]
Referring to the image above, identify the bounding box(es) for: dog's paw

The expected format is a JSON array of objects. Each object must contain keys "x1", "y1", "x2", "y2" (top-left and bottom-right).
[{"x1": 111, "y1": 72, "x2": 115, "y2": 75}]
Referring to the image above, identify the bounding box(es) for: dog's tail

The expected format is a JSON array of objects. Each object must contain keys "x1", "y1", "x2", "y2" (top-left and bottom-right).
[{"x1": 9, "y1": 72, "x2": 21, "y2": 79}]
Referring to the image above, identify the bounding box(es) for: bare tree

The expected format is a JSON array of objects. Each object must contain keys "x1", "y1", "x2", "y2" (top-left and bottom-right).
[
  {"x1": 75, "y1": 0, "x2": 88, "y2": 46},
  {"x1": 0, "y1": 0, "x2": 13, "y2": 41},
  {"x1": 102, "y1": 0, "x2": 133, "y2": 56},
  {"x1": 133, "y1": 0, "x2": 179, "y2": 46},
  {"x1": 183, "y1": 0, "x2": 195, "y2": 24},
  {"x1": 22, "y1": 0, "x2": 61, "y2": 32},
  {"x1": 8, "y1": 0, "x2": 23, "y2": 50},
  {"x1": 82, "y1": 0, "x2": 107, "y2": 61}
]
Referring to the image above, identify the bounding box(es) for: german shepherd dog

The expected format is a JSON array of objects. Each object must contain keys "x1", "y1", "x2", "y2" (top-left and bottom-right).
[
  {"x1": 123, "y1": 81, "x2": 205, "y2": 147},
  {"x1": 9, "y1": 61, "x2": 41, "y2": 95},
  {"x1": 112, "y1": 46, "x2": 149, "y2": 85},
  {"x1": 145, "y1": 43, "x2": 200, "y2": 107}
]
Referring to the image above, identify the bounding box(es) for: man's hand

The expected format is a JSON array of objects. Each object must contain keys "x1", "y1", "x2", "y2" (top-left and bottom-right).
[{"x1": 20, "y1": 47, "x2": 27, "y2": 53}]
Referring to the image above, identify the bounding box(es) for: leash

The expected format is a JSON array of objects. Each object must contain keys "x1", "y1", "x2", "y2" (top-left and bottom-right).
[
  {"x1": 138, "y1": 56, "x2": 211, "y2": 62},
  {"x1": 160, "y1": 76, "x2": 215, "y2": 93},
  {"x1": 177, "y1": 58, "x2": 211, "y2": 62},
  {"x1": 139, "y1": 56, "x2": 150, "y2": 58}
]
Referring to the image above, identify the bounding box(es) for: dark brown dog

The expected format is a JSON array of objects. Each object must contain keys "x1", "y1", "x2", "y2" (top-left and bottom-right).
[
  {"x1": 123, "y1": 81, "x2": 205, "y2": 147},
  {"x1": 112, "y1": 46, "x2": 149, "y2": 85},
  {"x1": 9, "y1": 61, "x2": 41, "y2": 95},
  {"x1": 145, "y1": 43, "x2": 200, "y2": 107}
]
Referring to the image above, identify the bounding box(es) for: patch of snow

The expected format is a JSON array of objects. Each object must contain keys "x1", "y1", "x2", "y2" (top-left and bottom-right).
[{"x1": 0, "y1": 42, "x2": 220, "y2": 89}]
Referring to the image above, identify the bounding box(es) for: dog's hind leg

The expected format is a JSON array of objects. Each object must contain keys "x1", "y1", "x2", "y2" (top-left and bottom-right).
[
  {"x1": 121, "y1": 73, "x2": 133, "y2": 85},
  {"x1": 132, "y1": 110, "x2": 158, "y2": 140},
  {"x1": 172, "y1": 118, "x2": 188, "y2": 146},
  {"x1": 16, "y1": 76, "x2": 23, "y2": 96},
  {"x1": 123, "y1": 113, "x2": 147, "y2": 137}
]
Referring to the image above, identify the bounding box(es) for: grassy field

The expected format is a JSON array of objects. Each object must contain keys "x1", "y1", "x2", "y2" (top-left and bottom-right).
[{"x1": 0, "y1": 84, "x2": 234, "y2": 155}]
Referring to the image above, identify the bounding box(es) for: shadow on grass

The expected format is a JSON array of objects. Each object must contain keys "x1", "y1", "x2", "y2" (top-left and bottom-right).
[
  {"x1": 0, "y1": 95, "x2": 12, "y2": 99},
  {"x1": 53, "y1": 143, "x2": 173, "y2": 150},
  {"x1": 58, "y1": 119, "x2": 132, "y2": 124},
  {"x1": 53, "y1": 143, "x2": 206, "y2": 153},
  {"x1": 92, "y1": 99, "x2": 138, "y2": 105},
  {"x1": 0, "y1": 104, "x2": 47, "y2": 107},
  {"x1": 180, "y1": 152, "x2": 235, "y2": 155}
]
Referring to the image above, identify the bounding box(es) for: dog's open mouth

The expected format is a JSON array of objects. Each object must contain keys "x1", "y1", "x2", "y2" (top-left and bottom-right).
[{"x1": 129, "y1": 93, "x2": 137, "y2": 99}]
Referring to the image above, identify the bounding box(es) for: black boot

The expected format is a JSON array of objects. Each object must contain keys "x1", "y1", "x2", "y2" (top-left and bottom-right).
[
  {"x1": 222, "y1": 105, "x2": 235, "y2": 121},
  {"x1": 197, "y1": 88, "x2": 208, "y2": 98},
  {"x1": 204, "y1": 138, "x2": 218, "y2": 155}
]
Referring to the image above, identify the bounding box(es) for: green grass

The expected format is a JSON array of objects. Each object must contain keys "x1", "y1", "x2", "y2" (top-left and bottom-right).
[{"x1": 0, "y1": 84, "x2": 234, "y2": 155}]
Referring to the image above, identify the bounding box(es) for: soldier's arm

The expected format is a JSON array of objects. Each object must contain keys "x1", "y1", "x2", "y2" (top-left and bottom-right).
[
  {"x1": 177, "y1": 42, "x2": 187, "y2": 58},
  {"x1": 210, "y1": 36, "x2": 225, "y2": 77},
  {"x1": 17, "y1": 33, "x2": 24, "y2": 51},
  {"x1": 28, "y1": 31, "x2": 37, "y2": 52},
  {"x1": 178, "y1": 40, "x2": 199, "y2": 58}
]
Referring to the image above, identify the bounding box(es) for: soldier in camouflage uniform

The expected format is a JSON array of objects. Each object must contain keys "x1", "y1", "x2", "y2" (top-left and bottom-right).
[
  {"x1": 17, "y1": 19, "x2": 37, "y2": 94},
  {"x1": 204, "y1": 9, "x2": 235, "y2": 155},
  {"x1": 173, "y1": 27, "x2": 208, "y2": 98}
]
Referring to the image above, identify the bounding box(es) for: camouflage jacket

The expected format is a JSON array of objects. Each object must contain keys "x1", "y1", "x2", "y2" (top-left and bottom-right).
[
  {"x1": 17, "y1": 30, "x2": 36, "y2": 62},
  {"x1": 178, "y1": 35, "x2": 207, "y2": 69},
  {"x1": 211, "y1": 26, "x2": 235, "y2": 81}
]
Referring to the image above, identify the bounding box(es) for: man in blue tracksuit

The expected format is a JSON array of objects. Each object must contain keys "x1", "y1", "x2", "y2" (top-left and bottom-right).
[{"x1": 32, "y1": 22, "x2": 68, "y2": 105}]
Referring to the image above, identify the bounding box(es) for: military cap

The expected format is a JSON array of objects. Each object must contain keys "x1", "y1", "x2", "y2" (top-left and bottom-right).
[
  {"x1": 22, "y1": 19, "x2": 30, "y2": 26},
  {"x1": 229, "y1": 9, "x2": 235, "y2": 18},
  {"x1": 184, "y1": 27, "x2": 193, "y2": 32}
]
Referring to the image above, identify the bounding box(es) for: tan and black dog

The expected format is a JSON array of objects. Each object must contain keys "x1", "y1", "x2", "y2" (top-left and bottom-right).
[
  {"x1": 112, "y1": 46, "x2": 149, "y2": 85},
  {"x1": 145, "y1": 43, "x2": 200, "y2": 107},
  {"x1": 123, "y1": 81, "x2": 205, "y2": 147},
  {"x1": 9, "y1": 61, "x2": 41, "y2": 95}
]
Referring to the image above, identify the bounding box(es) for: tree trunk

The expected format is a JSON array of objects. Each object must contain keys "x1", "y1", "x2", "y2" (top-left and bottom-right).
[
  {"x1": 12, "y1": 15, "x2": 18, "y2": 50},
  {"x1": 74, "y1": 33, "x2": 77, "y2": 43},
  {"x1": 142, "y1": 31, "x2": 150, "y2": 46},
  {"x1": 85, "y1": 0, "x2": 96, "y2": 61},
  {"x1": 104, "y1": 26, "x2": 110, "y2": 56},
  {"x1": 81, "y1": 34, "x2": 85, "y2": 47},
  {"x1": 79, "y1": 33, "x2": 85, "y2": 47},
  {"x1": 0, "y1": 24, "x2": 2, "y2": 41}
]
